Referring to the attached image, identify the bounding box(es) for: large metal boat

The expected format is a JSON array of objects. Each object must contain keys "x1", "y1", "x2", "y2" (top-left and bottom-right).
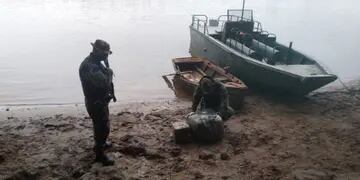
[{"x1": 189, "y1": 9, "x2": 337, "y2": 95}]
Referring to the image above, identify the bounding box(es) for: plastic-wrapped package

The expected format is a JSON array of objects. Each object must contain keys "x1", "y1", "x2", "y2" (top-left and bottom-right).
[{"x1": 186, "y1": 109, "x2": 224, "y2": 142}]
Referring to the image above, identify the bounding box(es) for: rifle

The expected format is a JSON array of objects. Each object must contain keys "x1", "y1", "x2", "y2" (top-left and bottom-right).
[{"x1": 104, "y1": 58, "x2": 117, "y2": 102}]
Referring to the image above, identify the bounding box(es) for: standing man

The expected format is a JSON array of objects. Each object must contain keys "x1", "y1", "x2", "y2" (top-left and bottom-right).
[
  {"x1": 79, "y1": 39, "x2": 116, "y2": 166},
  {"x1": 192, "y1": 76, "x2": 234, "y2": 121}
]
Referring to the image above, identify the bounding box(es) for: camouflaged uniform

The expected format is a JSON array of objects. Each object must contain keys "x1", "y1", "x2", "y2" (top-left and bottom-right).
[
  {"x1": 192, "y1": 80, "x2": 234, "y2": 121},
  {"x1": 79, "y1": 53, "x2": 114, "y2": 151}
]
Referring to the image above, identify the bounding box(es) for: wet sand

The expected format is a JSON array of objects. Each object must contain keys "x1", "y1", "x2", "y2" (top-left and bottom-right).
[{"x1": 1, "y1": 84, "x2": 360, "y2": 179}]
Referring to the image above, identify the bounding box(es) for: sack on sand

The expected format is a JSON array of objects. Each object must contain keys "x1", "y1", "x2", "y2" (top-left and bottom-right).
[{"x1": 186, "y1": 109, "x2": 224, "y2": 142}]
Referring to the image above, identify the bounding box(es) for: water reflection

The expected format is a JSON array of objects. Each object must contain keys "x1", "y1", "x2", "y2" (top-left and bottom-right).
[{"x1": 0, "y1": 0, "x2": 359, "y2": 105}]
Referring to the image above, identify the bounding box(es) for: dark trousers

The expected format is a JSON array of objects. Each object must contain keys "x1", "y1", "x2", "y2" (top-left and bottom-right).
[
  {"x1": 218, "y1": 107, "x2": 234, "y2": 121},
  {"x1": 85, "y1": 99, "x2": 110, "y2": 153}
]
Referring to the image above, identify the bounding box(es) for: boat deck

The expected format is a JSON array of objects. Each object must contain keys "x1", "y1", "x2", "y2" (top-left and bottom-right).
[
  {"x1": 173, "y1": 57, "x2": 247, "y2": 89},
  {"x1": 195, "y1": 26, "x2": 329, "y2": 78},
  {"x1": 182, "y1": 71, "x2": 243, "y2": 88}
]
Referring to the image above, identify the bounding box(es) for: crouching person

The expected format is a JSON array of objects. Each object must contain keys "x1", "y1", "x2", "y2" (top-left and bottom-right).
[{"x1": 192, "y1": 76, "x2": 234, "y2": 121}]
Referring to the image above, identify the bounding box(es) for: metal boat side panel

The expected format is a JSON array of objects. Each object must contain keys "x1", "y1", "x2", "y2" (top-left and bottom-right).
[{"x1": 189, "y1": 27, "x2": 336, "y2": 95}]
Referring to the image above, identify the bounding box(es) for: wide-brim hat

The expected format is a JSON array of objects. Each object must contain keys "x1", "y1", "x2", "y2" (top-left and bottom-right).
[{"x1": 91, "y1": 39, "x2": 112, "y2": 54}]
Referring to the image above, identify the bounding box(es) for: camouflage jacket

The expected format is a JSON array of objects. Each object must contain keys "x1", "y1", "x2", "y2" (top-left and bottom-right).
[
  {"x1": 192, "y1": 80, "x2": 229, "y2": 112},
  {"x1": 79, "y1": 54, "x2": 113, "y2": 103}
]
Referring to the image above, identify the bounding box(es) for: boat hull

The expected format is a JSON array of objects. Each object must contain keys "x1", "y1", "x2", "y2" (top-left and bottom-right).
[
  {"x1": 172, "y1": 75, "x2": 245, "y2": 109},
  {"x1": 189, "y1": 26, "x2": 337, "y2": 95}
]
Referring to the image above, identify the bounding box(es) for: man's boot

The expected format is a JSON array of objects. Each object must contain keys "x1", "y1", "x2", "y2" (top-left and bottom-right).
[{"x1": 95, "y1": 148, "x2": 114, "y2": 166}]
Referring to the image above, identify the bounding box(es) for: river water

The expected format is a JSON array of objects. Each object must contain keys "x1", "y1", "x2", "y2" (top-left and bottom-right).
[{"x1": 0, "y1": 0, "x2": 359, "y2": 105}]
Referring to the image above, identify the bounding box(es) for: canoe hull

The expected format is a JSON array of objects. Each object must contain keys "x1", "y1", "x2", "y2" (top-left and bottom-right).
[
  {"x1": 171, "y1": 57, "x2": 247, "y2": 109},
  {"x1": 189, "y1": 26, "x2": 337, "y2": 95},
  {"x1": 172, "y1": 75, "x2": 245, "y2": 109}
]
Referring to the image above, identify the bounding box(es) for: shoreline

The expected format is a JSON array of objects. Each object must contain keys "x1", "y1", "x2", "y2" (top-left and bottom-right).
[
  {"x1": 0, "y1": 82, "x2": 354, "y2": 120},
  {"x1": 1, "y1": 77, "x2": 358, "y2": 117},
  {"x1": 0, "y1": 98, "x2": 191, "y2": 120}
]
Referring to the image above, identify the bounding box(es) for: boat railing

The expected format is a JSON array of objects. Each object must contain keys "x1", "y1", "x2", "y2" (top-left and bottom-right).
[
  {"x1": 217, "y1": 14, "x2": 254, "y2": 33},
  {"x1": 267, "y1": 33, "x2": 277, "y2": 42},
  {"x1": 252, "y1": 21, "x2": 277, "y2": 45},
  {"x1": 217, "y1": 14, "x2": 232, "y2": 20},
  {"x1": 192, "y1": 15, "x2": 209, "y2": 34},
  {"x1": 260, "y1": 30, "x2": 270, "y2": 39},
  {"x1": 227, "y1": 9, "x2": 254, "y2": 22},
  {"x1": 268, "y1": 33, "x2": 276, "y2": 38},
  {"x1": 217, "y1": 15, "x2": 229, "y2": 32},
  {"x1": 253, "y1": 21, "x2": 263, "y2": 33}
]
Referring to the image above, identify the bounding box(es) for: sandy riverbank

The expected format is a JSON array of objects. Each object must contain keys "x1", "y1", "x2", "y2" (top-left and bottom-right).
[{"x1": 1, "y1": 84, "x2": 360, "y2": 179}]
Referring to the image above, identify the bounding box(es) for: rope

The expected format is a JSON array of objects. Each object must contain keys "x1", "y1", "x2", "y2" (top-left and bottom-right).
[
  {"x1": 317, "y1": 59, "x2": 360, "y2": 100},
  {"x1": 337, "y1": 76, "x2": 360, "y2": 101}
]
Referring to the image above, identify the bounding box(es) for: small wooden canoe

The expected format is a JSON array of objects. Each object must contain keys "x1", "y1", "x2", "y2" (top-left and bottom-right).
[{"x1": 163, "y1": 57, "x2": 248, "y2": 109}]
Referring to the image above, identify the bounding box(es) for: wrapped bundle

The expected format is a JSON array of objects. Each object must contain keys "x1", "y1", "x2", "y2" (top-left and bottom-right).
[{"x1": 186, "y1": 109, "x2": 224, "y2": 143}]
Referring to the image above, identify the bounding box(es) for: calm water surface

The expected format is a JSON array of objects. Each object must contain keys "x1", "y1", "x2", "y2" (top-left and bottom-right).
[{"x1": 0, "y1": 0, "x2": 359, "y2": 105}]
